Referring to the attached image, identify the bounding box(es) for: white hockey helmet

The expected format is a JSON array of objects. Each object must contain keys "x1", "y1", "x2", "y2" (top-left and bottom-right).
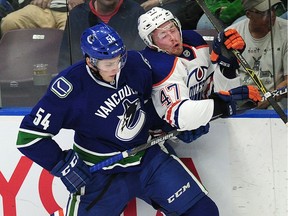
[{"x1": 138, "y1": 7, "x2": 182, "y2": 49}]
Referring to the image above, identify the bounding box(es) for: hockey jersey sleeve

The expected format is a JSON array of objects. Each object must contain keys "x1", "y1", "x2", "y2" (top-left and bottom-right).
[
  {"x1": 151, "y1": 57, "x2": 214, "y2": 131},
  {"x1": 211, "y1": 63, "x2": 241, "y2": 91},
  {"x1": 16, "y1": 75, "x2": 78, "y2": 171}
]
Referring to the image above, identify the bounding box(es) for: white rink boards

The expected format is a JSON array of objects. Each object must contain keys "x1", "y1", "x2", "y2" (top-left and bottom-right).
[{"x1": 0, "y1": 109, "x2": 287, "y2": 216}]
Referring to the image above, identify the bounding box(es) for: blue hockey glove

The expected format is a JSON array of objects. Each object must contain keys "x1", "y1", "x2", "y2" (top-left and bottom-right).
[
  {"x1": 50, "y1": 149, "x2": 91, "y2": 193},
  {"x1": 211, "y1": 29, "x2": 245, "y2": 70},
  {"x1": 228, "y1": 85, "x2": 261, "y2": 102},
  {"x1": 177, "y1": 123, "x2": 210, "y2": 143},
  {"x1": 209, "y1": 91, "x2": 237, "y2": 118}
]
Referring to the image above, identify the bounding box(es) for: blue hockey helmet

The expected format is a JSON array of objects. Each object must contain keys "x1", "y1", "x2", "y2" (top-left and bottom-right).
[{"x1": 80, "y1": 23, "x2": 127, "y2": 68}]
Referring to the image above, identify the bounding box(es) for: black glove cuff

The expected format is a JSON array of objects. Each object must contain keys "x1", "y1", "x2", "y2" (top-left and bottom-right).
[
  {"x1": 211, "y1": 96, "x2": 225, "y2": 117},
  {"x1": 221, "y1": 67, "x2": 237, "y2": 79}
]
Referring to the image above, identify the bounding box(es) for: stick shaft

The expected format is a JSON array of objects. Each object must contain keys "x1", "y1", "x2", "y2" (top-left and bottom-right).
[
  {"x1": 263, "y1": 86, "x2": 287, "y2": 100},
  {"x1": 89, "y1": 130, "x2": 180, "y2": 173},
  {"x1": 195, "y1": 0, "x2": 287, "y2": 125},
  {"x1": 89, "y1": 101, "x2": 259, "y2": 173}
]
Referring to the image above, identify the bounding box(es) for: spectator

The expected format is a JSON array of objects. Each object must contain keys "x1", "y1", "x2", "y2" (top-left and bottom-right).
[
  {"x1": 0, "y1": 0, "x2": 83, "y2": 36},
  {"x1": 138, "y1": 7, "x2": 261, "y2": 142},
  {"x1": 16, "y1": 23, "x2": 219, "y2": 216},
  {"x1": 197, "y1": 0, "x2": 245, "y2": 29},
  {"x1": 232, "y1": 0, "x2": 287, "y2": 24},
  {"x1": 58, "y1": 0, "x2": 145, "y2": 71},
  {"x1": 138, "y1": 0, "x2": 203, "y2": 30},
  {"x1": 229, "y1": 0, "x2": 287, "y2": 109},
  {"x1": 0, "y1": 0, "x2": 20, "y2": 22}
]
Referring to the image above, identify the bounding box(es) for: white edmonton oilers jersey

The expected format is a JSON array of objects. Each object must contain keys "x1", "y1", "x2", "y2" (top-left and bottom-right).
[{"x1": 141, "y1": 30, "x2": 240, "y2": 130}]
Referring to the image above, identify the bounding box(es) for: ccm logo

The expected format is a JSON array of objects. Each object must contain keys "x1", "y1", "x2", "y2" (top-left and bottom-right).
[
  {"x1": 167, "y1": 182, "x2": 190, "y2": 203},
  {"x1": 61, "y1": 154, "x2": 78, "y2": 176}
]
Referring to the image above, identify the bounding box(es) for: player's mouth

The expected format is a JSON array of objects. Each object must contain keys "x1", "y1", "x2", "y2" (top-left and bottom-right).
[{"x1": 173, "y1": 43, "x2": 180, "y2": 48}]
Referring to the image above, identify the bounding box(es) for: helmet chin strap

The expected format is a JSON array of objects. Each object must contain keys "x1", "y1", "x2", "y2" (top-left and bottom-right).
[
  {"x1": 88, "y1": 62, "x2": 121, "y2": 86},
  {"x1": 150, "y1": 44, "x2": 167, "y2": 53},
  {"x1": 90, "y1": 66, "x2": 103, "y2": 80}
]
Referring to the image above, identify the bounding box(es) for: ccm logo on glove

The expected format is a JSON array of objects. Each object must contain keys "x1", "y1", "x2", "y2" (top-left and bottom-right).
[
  {"x1": 51, "y1": 149, "x2": 92, "y2": 193},
  {"x1": 61, "y1": 154, "x2": 79, "y2": 176}
]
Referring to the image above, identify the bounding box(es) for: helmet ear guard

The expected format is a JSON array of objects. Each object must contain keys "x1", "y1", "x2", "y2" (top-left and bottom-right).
[
  {"x1": 138, "y1": 7, "x2": 182, "y2": 51},
  {"x1": 89, "y1": 56, "x2": 98, "y2": 68}
]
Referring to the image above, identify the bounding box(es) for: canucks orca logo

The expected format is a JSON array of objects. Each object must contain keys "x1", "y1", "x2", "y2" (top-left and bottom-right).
[{"x1": 115, "y1": 98, "x2": 146, "y2": 141}]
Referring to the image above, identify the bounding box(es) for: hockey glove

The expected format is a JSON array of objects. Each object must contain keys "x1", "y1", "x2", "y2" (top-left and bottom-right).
[
  {"x1": 211, "y1": 29, "x2": 245, "y2": 71},
  {"x1": 177, "y1": 123, "x2": 210, "y2": 143},
  {"x1": 209, "y1": 85, "x2": 261, "y2": 117},
  {"x1": 50, "y1": 149, "x2": 91, "y2": 193},
  {"x1": 209, "y1": 91, "x2": 237, "y2": 118},
  {"x1": 227, "y1": 85, "x2": 262, "y2": 102}
]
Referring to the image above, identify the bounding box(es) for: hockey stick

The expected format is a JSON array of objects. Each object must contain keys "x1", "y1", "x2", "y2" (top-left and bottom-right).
[
  {"x1": 89, "y1": 129, "x2": 180, "y2": 173},
  {"x1": 89, "y1": 100, "x2": 259, "y2": 173},
  {"x1": 262, "y1": 86, "x2": 287, "y2": 101},
  {"x1": 65, "y1": 0, "x2": 73, "y2": 66},
  {"x1": 195, "y1": 0, "x2": 288, "y2": 126}
]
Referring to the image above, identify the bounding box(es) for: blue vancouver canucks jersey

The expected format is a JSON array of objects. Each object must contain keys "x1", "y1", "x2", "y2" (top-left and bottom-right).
[{"x1": 16, "y1": 51, "x2": 160, "y2": 173}]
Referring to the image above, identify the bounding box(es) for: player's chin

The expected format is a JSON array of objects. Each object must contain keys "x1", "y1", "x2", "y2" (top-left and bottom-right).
[{"x1": 168, "y1": 46, "x2": 183, "y2": 56}]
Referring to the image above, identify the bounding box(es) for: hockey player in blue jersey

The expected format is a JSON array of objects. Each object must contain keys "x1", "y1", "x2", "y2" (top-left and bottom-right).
[
  {"x1": 16, "y1": 23, "x2": 221, "y2": 215},
  {"x1": 138, "y1": 7, "x2": 261, "y2": 142}
]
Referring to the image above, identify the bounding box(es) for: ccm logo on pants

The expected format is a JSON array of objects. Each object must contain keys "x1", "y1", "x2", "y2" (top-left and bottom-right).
[{"x1": 167, "y1": 182, "x2": 190, "y2": 203}]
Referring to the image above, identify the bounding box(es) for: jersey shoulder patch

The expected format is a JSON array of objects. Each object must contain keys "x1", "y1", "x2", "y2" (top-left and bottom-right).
[{"x1": 50, "y1": 76, "x2": 73, "y2": 98}]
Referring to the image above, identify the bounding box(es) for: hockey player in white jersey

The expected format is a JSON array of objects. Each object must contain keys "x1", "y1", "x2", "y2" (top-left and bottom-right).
[{"x1": 138, "y1": 7, "x2": 261, "y2": 142}]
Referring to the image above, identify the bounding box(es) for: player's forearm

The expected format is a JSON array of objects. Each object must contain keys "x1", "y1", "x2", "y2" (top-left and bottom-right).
[
  {"x1": 162, "y1": 99, "x2": 214, "y2": 131},
  {"x1": 16, "y1": 125, "x2": 65, "y2": 171},
  {"x1": 212, "y1": 64, "x2": 241, "y2": 91}
]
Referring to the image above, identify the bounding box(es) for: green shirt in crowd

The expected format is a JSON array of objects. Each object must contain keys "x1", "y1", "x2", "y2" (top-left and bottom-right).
[{"x1": 204, "y1": 0, "x2": 245, "y2": 24}]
